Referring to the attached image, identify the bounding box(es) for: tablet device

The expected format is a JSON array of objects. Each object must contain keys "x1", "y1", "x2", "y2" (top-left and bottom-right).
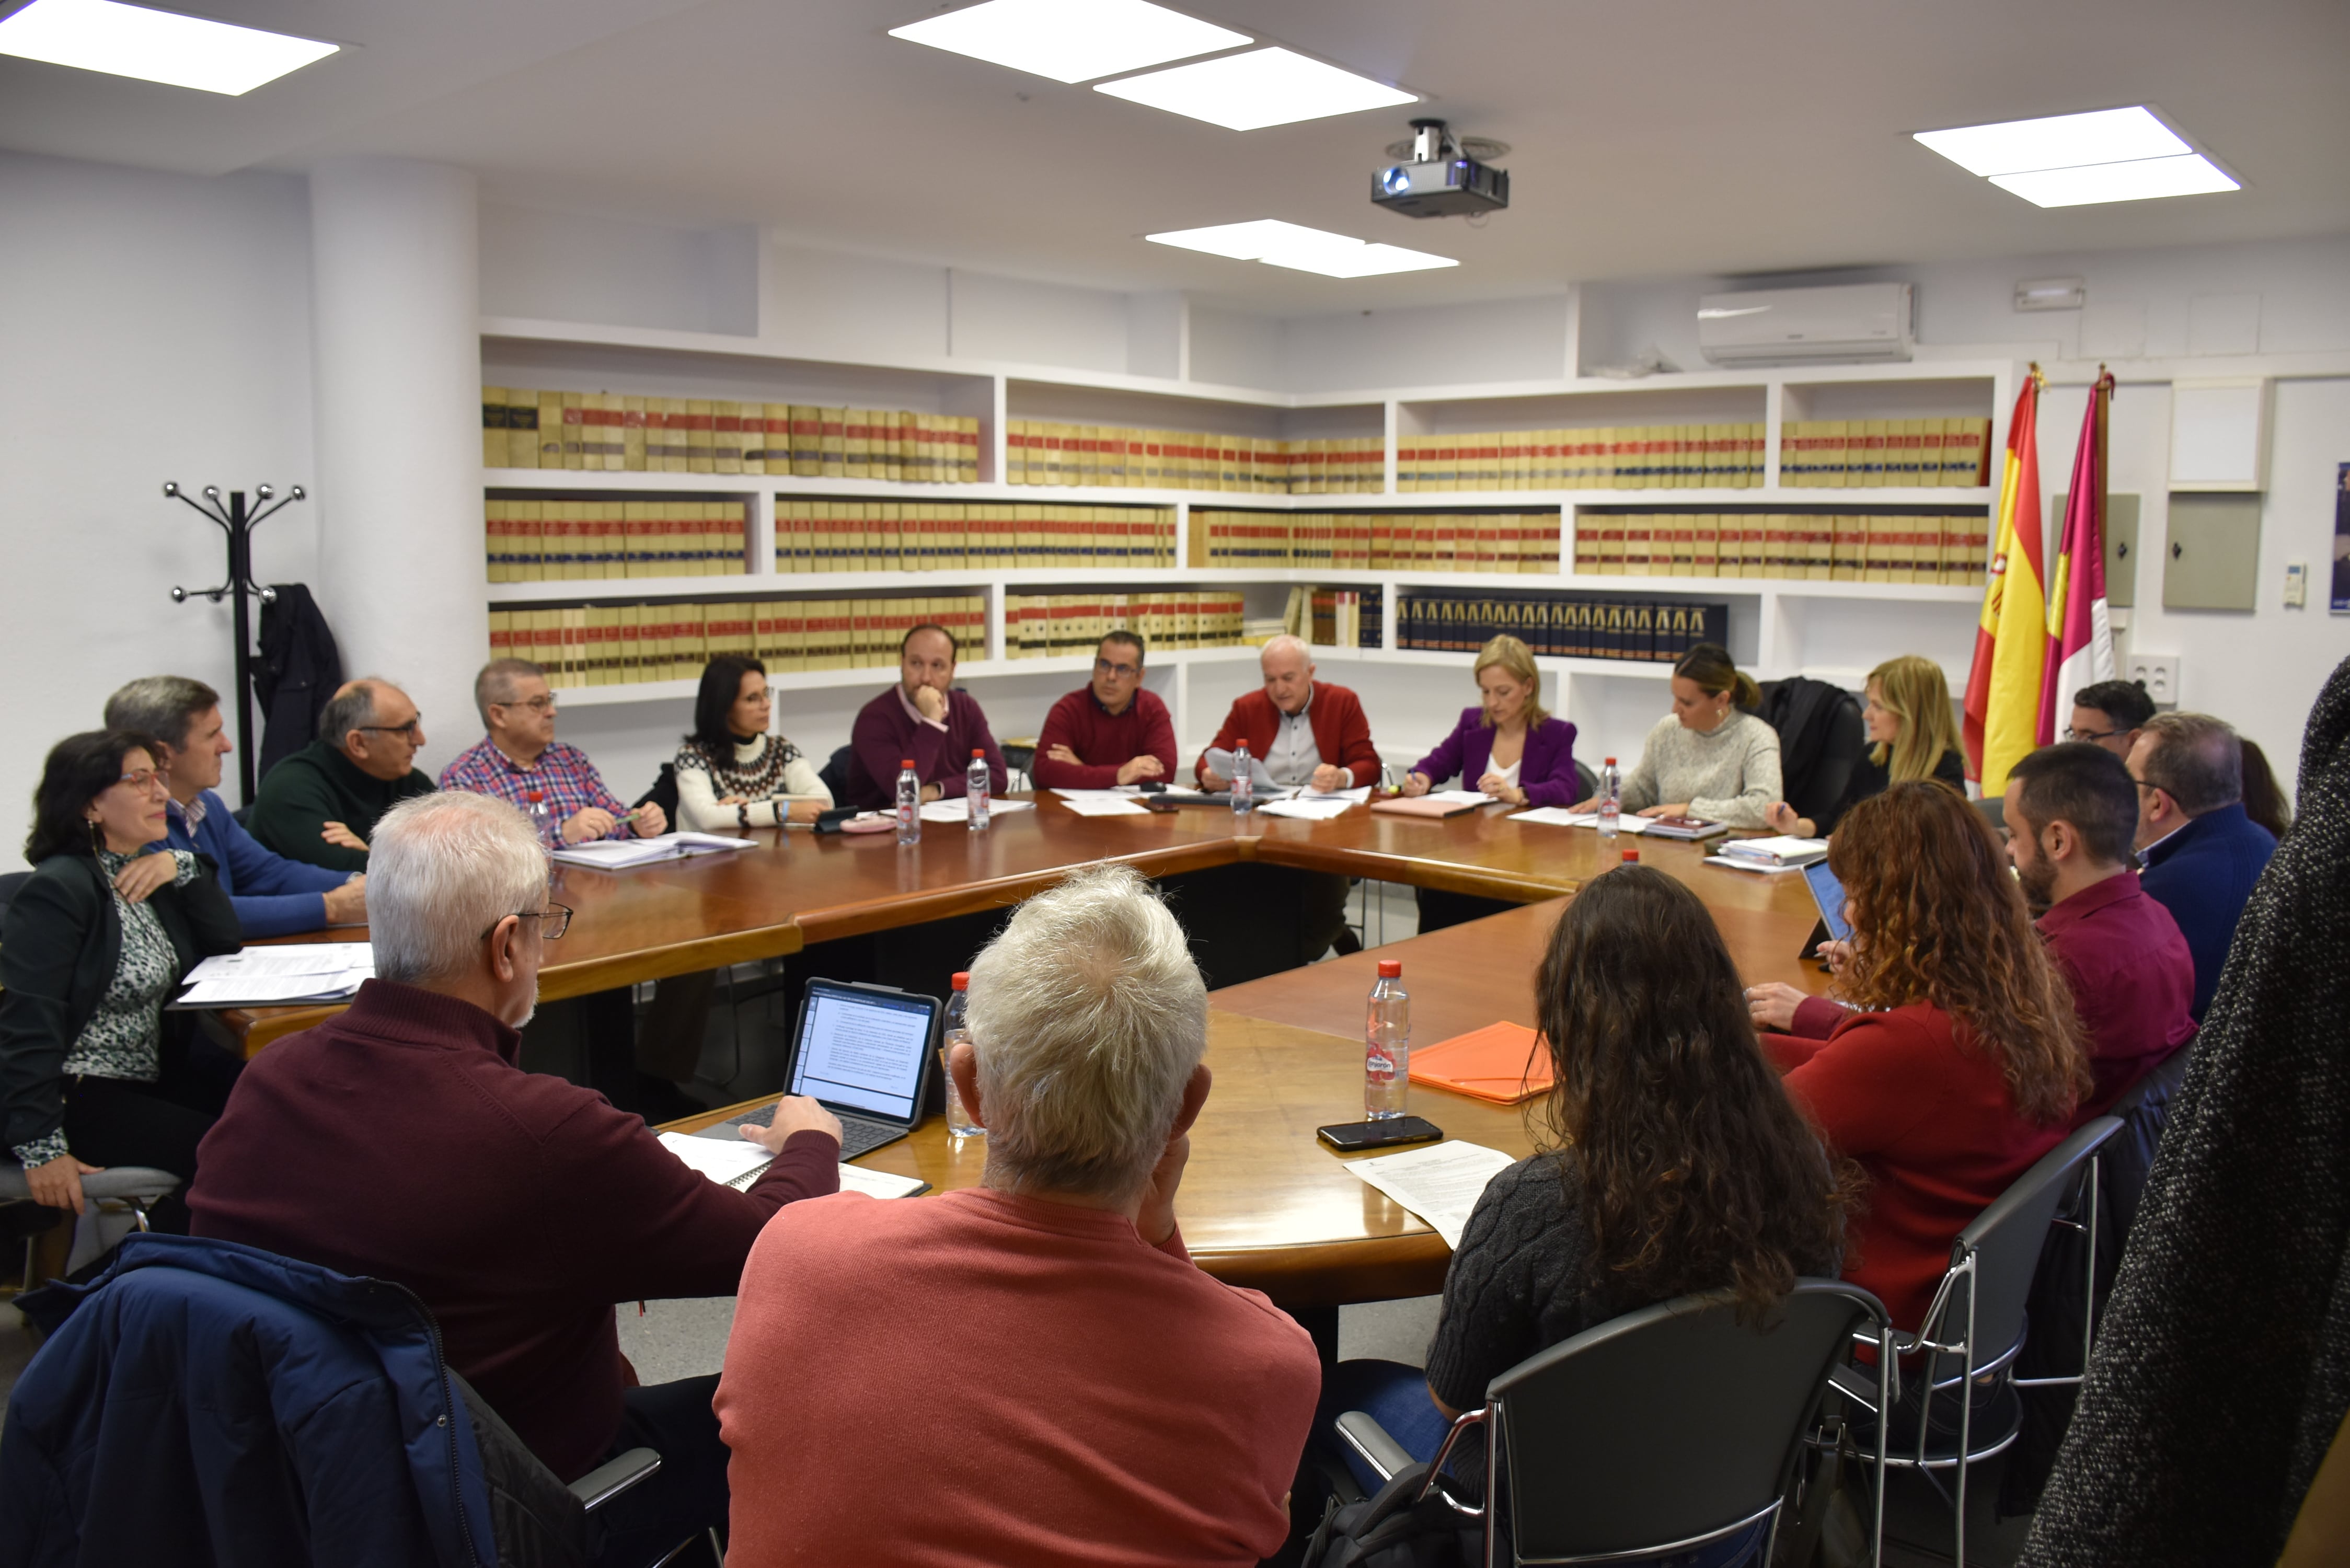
[{"x1": 1803, "y1": 859, "x2": 1852, "y2": 946}]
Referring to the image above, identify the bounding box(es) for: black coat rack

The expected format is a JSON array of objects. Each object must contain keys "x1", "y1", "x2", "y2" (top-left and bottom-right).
[{"x1": 166, "y1": 481, "x2": 306, "y2": 804}]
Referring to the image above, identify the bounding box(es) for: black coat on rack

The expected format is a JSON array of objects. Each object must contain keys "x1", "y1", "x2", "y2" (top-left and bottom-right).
[
  {"x1": 252, "y1": 584, "x2": 343, "y2": 783},
  {"x1": 166, "y1": 482, "x2": 306, "y2": 803}
]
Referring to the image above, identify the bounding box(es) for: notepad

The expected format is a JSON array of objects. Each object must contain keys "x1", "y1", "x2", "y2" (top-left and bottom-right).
[
  {"x1": 1408, "y1": 1021, "x2": 1554, "y2": 1105},
  {"x1": 1254, "y1": 796, "x2": 1357, "y2": 821}
]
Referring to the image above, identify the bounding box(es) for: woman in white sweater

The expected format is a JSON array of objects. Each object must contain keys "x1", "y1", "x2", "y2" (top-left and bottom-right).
[
  {"x1": 673, "y1": 655, "x2": 833, "y2": 831},
  {"x1": 1572, "y1": 642, "x2": 1782, "y2": 828}
]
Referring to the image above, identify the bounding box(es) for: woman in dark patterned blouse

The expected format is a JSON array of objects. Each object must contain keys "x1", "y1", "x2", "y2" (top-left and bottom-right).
[
  {"x1": 1311, "y1": 865, "x2": 1849, "y2": 1560},
  {"x1": 0, "y1": 731, "x2": 241, "y2": 1230}
]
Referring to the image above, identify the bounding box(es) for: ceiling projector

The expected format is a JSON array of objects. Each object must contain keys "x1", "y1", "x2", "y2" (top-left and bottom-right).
[{"x1": 1372, "y1": 119, "x2": 1510, "y2": 218}]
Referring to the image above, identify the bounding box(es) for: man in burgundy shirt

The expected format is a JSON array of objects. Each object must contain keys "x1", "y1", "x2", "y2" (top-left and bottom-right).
[
  {"x1": 2005, "y1": 742, "x2": 2197, "y2": 1119},
  {"x1": 1031, "y1": 630, "x2": 1178, "y2": 791},
  {"x1": 718, "y1": 865, "x2": 1320, "y2": 1567},
  {"x1": 844, "y1": 622, "x2": 1009, "y2": 809},
  {"x1": 191, "y1": 791, "x2": 843, "y2": 1564}
]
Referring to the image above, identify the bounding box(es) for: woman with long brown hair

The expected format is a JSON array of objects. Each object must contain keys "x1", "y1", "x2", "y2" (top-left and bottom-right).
[
  {"x1": 1310, "y1": 865, "x2": 1847, "y2": 1527},
  {"x1": 1754, "y1": 779, "x2": 2090, "y2": 1332}
]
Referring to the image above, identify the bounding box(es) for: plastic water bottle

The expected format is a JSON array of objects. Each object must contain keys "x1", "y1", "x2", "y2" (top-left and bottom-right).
[
  {"x1": 1231, "y1": 740, "x2": 1254, "y2": 815},
  {"x1": 1597, "y1": 756, "x2": 1621, "y2": 841},
  {"x1": 895, "y1": 758, "x2": 920, "y2": 846},
  {"x1": 966, "y1": 749, "x2": 990, "y2": 832},
  {"x1": 1365, "y1": 959, "x2": 1410, "y2": 1120},
  {"x1": 525, "y1": 790, "x2": 558, "y2": 849},
  {"x1": 940, "y1": 972, "x2": 982, "y2": 1139}
]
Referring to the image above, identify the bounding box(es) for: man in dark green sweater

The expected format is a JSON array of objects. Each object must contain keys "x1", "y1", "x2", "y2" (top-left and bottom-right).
[{"x1": 247, "y1": 679, "x2": 436, "y2": 873}]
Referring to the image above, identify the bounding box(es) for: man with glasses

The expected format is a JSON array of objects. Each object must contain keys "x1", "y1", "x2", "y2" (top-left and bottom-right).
[
  {"x1": 2066, "y1": 678, "x2": 2158, "y2": 758},
  {"x1": 438, "y1": 658, "x2": 668, "y2": 844},
  {"x1": 192, "y1": 791, "x2": 842, "y2": 1565},
  {"x1": 2127, "y1": 711, "x2": 2279, "y2": 1020},
  {"x1": 247, "y1": 678, "x2": 437, "y2": 873},
  {"x1": 1030, "y1": 630, "x2": 1177, "y2": 791}
]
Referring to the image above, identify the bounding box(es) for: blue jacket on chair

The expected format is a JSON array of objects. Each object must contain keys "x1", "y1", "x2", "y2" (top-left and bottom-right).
[
  {"x1": 0, "y1": 1231, "x2": 498, "y2": 1568},
  {"x1": 2138, "y1": 801, "x2": 2277, "y2": 1021}
]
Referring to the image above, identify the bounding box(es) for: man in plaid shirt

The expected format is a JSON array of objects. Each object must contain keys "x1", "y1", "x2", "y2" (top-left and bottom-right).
[{"x1": 439, "y1": 659, "x2": 669, "y2": 842}]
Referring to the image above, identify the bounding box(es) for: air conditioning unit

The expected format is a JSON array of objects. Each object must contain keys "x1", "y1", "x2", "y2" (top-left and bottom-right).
[{"x1": 1697, "y1": 283, "x2": 1915, "y2": 368}]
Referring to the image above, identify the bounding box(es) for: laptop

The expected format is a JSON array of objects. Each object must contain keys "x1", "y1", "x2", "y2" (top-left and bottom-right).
[
  {"x1": 1799, "y1": 858, "x2": 1852, "y2": 967},
  {"x1": 697, "y1": 980, "x2": 941, "y2": 1159}
]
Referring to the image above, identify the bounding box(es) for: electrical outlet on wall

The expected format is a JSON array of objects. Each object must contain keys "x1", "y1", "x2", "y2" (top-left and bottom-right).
[
  {"x1": 2285, "y1": 562, "x2": 2309, "y2": 608},
  {"x1": 2126, "y1": 654, "x2": 2181, "y2": 707}
]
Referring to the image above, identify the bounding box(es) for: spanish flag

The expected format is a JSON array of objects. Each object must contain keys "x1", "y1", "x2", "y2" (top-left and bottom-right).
[{"x1": 1963, "y1": 370, "x2": 2046, "y2": 793}]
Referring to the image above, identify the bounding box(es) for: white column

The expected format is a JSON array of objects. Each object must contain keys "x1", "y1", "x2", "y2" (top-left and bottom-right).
[{"x1": 308, "y1": 158, "x2": 481, "y2": 777}]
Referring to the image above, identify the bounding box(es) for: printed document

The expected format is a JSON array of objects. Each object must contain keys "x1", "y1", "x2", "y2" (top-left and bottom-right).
[{"x1": 1342, "y1": 1140, "x2": 1518, "y2": 1250}]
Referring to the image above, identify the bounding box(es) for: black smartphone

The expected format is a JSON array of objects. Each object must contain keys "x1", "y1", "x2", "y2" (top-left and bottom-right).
[
  {"x1": 1141, "y1": 797, "x2": 1183, "y2": 813},
  {"x1": 1317, "y1": 1115, "x2": 1444, "y2": 1152}
]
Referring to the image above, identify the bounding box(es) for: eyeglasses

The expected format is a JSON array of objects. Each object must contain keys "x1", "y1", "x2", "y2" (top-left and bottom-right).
[
  {"x1": 494, "y1": 696, "x2": 558, "y2": 714},
  {"x1": 112, "y1": 768, "x2": 170, "y2": 795},
  {"x1": 480, "y1": 902, "x2": 572, "y2": 942},
  {"x1": 357, "y1": 718, "x2": 425, "y2": 740},
  {"x1": 1092, "y1": 657, "x2": 1142, "y2": 681},
  {"x1": 2063, "y1": 725, "x2": 2121, "y2": 743}
]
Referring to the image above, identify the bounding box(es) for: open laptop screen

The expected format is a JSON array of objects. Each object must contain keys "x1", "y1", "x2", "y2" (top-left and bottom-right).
[{"x1": 789, "y1": 983, "x2": 935, "y2": 1123}]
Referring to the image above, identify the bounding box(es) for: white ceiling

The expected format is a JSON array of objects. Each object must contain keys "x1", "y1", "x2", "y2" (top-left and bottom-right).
[{"x1": 4, "y1": 0, "x2": 2346, "y2": 315}]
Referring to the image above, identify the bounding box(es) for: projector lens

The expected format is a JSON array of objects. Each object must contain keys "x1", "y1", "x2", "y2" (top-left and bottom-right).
[{"x1": 1381, "y1": 167, "x2": 1412, "y2": 194}]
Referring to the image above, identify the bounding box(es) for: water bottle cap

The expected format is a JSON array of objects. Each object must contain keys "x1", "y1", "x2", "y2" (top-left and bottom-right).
[
  {"x1": 971, "y1": 749, "x2": 984, "y2": 758},
  {"x1": 526, "y1": 791, "x2": 544, "y2": 802},
  {"x1": 1604, "y1": 757, "x2": 1616, "y2": 765},
  {"x1": 951, "y1": 971, "x2": 970, "y2": 989},
  {"x1": 1621, "y1": 849, "x2": 1640, "y2": 862},
  {"x1": 901, "y1": 758, "x2": 915, "y2": 768},
  {"x1": 1377, "y1": 959, "x2": 1402, "y2": 978}
]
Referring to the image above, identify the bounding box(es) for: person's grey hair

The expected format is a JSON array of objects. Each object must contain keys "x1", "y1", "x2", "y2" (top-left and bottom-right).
[
  {"x1": 1260, "y1": 633, "x2": 1311, "y2": 668},
  {"x1": 475, "y1": 657, "x2": 546, "y2": 727},
  {"x1": 367, "y1": 792, "x2": 549, "y2": 986},
  {"x1": 103, "y1": 676, "x2": 221, "y2": 754},
  {"x1": 2139, "y1": 711, "x2": 2243, "y2": 816},
  {"x1": 318, "y1": 681, "x2": 384, "y2": 749},
  {"x1": 965, "y1": 864, "x2": 1206, "y2": 1203}
]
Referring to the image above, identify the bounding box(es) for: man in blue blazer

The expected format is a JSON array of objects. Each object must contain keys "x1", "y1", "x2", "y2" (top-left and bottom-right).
[
  {"x1": 105, "y1": 677, "x2": 365, "y2": 938},
  {"x1": 2129, "y1": 711, "x2": 2277, "y2": 1020}
]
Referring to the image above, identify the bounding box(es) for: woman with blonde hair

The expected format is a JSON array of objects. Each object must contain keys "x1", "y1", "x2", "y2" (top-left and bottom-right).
[
  {"x1": 1401, "y1": 635, "x2": 1580, "y2": 808},
  {"x1": 1767, "y1": 653, "x2": 1965, "y2": 838}
]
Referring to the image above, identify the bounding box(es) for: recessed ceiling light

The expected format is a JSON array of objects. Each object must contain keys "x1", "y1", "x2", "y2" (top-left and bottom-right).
[
  {"x1": 1913, "y1": 106, "x2": 2190, "y2": 177},
  {"x1": 888, "y1": 0, "x2": 1248, "y2": 86},
  {"x1": 1098, "y1": 47, "x2": 1414, "y2": 131},
  {"x1": 1991, "y1": 154, "x2": 2241, "y2": 209},
  {"x1": 1147, "y1": 220, "x2": 1456, "y2": 278},
  {"x1": 0, "y1": 0, "x2": 338, "y2": 95}
]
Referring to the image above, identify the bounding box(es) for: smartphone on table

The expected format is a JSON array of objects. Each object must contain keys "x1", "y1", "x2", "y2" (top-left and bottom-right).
[{"x1": 1316, "y1": 1116, "x2": 1444, "y2": 1152}]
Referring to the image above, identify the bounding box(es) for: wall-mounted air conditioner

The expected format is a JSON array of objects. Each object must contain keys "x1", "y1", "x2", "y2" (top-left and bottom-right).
[{"x1": 1697, "y1": 283, "x2": 1915, "y2": 368}]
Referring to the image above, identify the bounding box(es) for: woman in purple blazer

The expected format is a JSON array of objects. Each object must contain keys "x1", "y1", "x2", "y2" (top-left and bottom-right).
[{"x1": 1403, "y1": 635, "x2": 1581, "y2": 808}]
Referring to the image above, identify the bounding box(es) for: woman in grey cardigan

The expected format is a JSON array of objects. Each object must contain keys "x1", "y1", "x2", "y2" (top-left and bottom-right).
[{"x1": 1573, "y1": 643, "x2": 1782, "y2": 828}]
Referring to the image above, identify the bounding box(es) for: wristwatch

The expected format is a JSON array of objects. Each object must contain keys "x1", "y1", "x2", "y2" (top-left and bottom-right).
[{"x1": 737, "y1": 802, "x2": 751, "y2": 828}]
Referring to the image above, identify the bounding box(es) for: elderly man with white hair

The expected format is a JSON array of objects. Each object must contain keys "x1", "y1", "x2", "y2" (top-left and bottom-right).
[
  {"x1": 191, "y1": 791, "x2": 842, "y2": 1565},
  {"x1": 716, "y1": 865, "x2": 1321, "y2": 1568}
]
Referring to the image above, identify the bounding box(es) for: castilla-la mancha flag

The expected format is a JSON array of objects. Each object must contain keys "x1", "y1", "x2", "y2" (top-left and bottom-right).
[
  {"x1": 1964, "y1": 370, "x2": 2046, "y2": 792},
  {"x1": 2040, "y1": 371, "x2": 2118, "y2": 744}
]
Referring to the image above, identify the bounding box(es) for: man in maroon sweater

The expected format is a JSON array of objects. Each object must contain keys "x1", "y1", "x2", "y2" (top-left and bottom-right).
[
  {"x1": 844, "y1": 622, "x2": 1008, "y2": 810},
  {"x1": 190, "y1": 791, "x2": 843, "y2": 1563},
  {"x1": 1031, "y1": 630, "x2": 1179, "y2": 791}
]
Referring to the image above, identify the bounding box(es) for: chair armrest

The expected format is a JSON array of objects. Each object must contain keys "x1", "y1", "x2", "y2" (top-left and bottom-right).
[
  {"x1": 571, "y1": 1448, "x2": 661, "y2": 1512},
  {"x1": 1335, "y1": 1411, "x2": 1414, "y2": 1485}
]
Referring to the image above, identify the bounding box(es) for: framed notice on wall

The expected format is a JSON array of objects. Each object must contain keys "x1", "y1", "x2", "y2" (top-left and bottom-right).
[{"x1": 2336, "y1": 463, "x2": 2350, "y2": 614}]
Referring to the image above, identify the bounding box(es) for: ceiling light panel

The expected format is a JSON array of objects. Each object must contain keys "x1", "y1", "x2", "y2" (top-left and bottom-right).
[
  {"x1": 1147, "y1": 220, "x2": 1456, "y2": 278},
  {"x1": 888, "y1": 0, "x2": 1249, "y2": 86},
  {"x1": 1912, "y1": 105, "x2": 2190, "y2": 177},
  {"x1": 1098, "y1": 47, "x2": 1414, "y2": 131},
  {"x1": 0, "y1": 0, "x2": 338, "y2": 95},
  {"x1": 1991, "y1": 154, "x2": 2241, "y2": 209}
]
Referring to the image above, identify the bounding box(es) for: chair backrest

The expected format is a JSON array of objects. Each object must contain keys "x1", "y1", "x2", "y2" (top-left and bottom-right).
[
  {"x1": 1573, "y1": 758, "x2": 1597, "y2": 802},
  {"x1": 1936, "y1": 1116, "x2": 2124, "y2": 1356},
  {"x1": 817, "y1": 744, "x2": 856, "y2": 804},
  {"x1": 1489, "y1": 1279, "x2": 1883, "y2": 1560},
  {"x1": 1973, "y1": 795, "x2": 2007, "y2": 833},
  {"x1": 2101, "y1": 1045, "x2": 2189, "y2": 1237},
  {"x1": 1761, "y1": 677, "x2": 1865, "y2": 824}
]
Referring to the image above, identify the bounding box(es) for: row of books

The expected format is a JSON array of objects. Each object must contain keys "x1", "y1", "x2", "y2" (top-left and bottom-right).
[
  {"x1": 486, "y1": 596, "x2": 988, "y2": 686},
  {"x1": 776, "y1": 501, "x2": 1177, "y2": 573},
  {"x1": 1400, "y1": 594, "x2": 1733, "y2": 662},
  {"x1": 1281, "y1": 585, "x2": 1385, "y2": 650},
  {"x1": 1570, "y1": 513, "x2": 1989, "y2": 585},
  {"x1": 1399, "y1": 425, "x2": 1766, "y2": 491},
  {"x1": 1005, "y1": 421, "x2": 1381, "y2": 493},
  {"x1": 1002, "y1": 593, "x2": 1250, "y2": 660},
  {"x1": 1778, "y1": 419, "x2": 1995, "y2": 487},
  {"x1": 485, "y1": 501, "x2": 746, "y2": 582},
  {"x1": 482, "y1": 388, "x2": 981, "y2": 482},
  {"x1": 1190, "y1": 511, "x2": 1561, "y2": 574}
]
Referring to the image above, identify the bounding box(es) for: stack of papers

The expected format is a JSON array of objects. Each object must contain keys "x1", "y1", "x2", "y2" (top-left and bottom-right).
[
  {"x1": 919, "y1": 797, "x2": 1036, "y2": 824},
  {"x1": 1512, "y1": 810, "x2": 1653, "y2": 833},
  {"x1": 1342, "y1": 1140, "x2": 1518, "y2": 1250},
  {"x1": 654, "y1": 1132, "x2": 928, "y2": 1198},
  {"x1": 177, "y1": 944, "x2": 375, "y2": 1007},
  {"x1": 1713, "y1": 835, "x2": 1829, "y2": 871},
  {"x1": 1254, "y1": 795, "x2": 1357, "y2": 821},
  {"x1": 1057, "y1": 795, "x2": 1149, "y2": 817},
  {"x1": 549, "y1": 833, "x2": 753, "y2": 869}
]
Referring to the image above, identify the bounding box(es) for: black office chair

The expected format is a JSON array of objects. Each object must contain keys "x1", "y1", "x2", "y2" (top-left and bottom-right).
[
  {"x1": 1761, "y1": 677, "x2": 1867, "y2": 829},
  {"x1": 816, "y1": 744, "x2": 856, "y2": 804},
  {"x1": 1000, "y1": 741, "x2": 1036, "y2": 793},
  {"x1": 632, "y1": 763, "x2": 680, "y2": 826},
  {"x1": 1572, "y1": 759, "x2": 1597, "y2": 803},
  {"x1": 1335, "y1": 1281, "x2": 1892, "y2": 1566}
]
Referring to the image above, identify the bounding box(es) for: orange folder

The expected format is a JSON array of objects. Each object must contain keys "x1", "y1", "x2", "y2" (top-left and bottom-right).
[{"x1": 1408, "y1": 1021, "x2": 1554, "y2": 1105}]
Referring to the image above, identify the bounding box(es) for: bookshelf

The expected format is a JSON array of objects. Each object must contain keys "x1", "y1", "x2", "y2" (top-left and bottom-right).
[{"x1": 479, "y1": 316, "x2": 2012, "y2": 762}]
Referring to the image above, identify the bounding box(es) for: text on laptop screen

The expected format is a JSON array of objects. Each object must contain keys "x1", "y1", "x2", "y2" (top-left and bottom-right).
[
  {"x1": 792, "y1": 988, "x2": 931, "y2": 1121},
  {"x1": 1803, "y1": 859, "x2": 1853, "y2": 946}
]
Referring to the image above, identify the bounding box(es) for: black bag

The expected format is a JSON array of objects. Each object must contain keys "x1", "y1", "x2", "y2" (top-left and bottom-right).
[{"x1": 1302, "y1": 1462, "x2": 1482, "y2": 1568}]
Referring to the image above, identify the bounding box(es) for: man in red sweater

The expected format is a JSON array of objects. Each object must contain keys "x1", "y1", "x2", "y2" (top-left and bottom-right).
[
  {"x1": 2005, "y1": 742, "x2": 2197, "y2": 1118},
  {"x1": 1030, "y1": 630, "x2": 1178, "y2": 790},
  {"x1": 717, "y1": 864, "x2": 1321, "y2": 1567},
  {"x1": 1196, "y1": 635, "x2": 1381, "y2": 792},
  {"x1": 190, "y1": 792, "x2": 844, "y2": 1565}
]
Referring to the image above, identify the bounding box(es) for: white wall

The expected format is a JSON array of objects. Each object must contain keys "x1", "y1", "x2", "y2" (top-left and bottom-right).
[
  {"x1": 480, "y1": 203, "x2": 757, "y2": 336},
  {"x1": 0, "y1": 152, "x2": 319, "y2": 871}
]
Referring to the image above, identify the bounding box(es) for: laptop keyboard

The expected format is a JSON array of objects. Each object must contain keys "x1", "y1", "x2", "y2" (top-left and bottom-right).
[{"x1": 698, "y1": 1105, "x2": 905, "y2": 1159}]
